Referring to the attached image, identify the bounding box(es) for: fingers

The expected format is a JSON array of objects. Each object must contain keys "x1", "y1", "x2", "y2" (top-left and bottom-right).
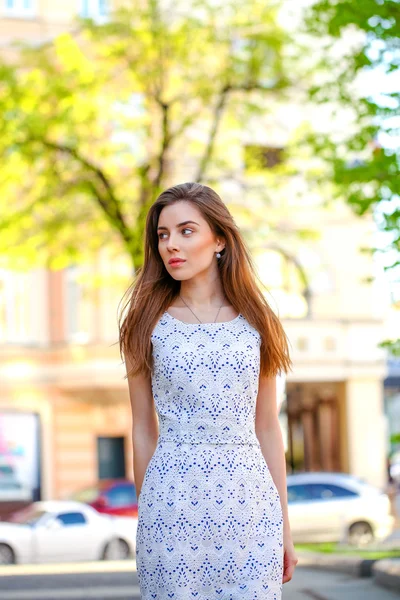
[
  {"x1": 282, "y1": 551, "x2": 299, "y2": 584},
  {"x1": 282, "y1": 562, "x2": 296, "y2": 584}
]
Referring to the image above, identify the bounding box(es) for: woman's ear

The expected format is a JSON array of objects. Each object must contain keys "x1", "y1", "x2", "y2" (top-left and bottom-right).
[{"x1": 216, "y1": 238, "x2": 226, "y2": 252}]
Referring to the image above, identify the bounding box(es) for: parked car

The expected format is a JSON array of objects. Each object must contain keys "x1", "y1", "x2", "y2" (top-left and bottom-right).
[
  {"x1": 1, "y1": 500, "x2": 137, "y2": 565},
  {"x1": 287, "y1": 472, "x2": 394, "y2": 546},
  {"x1": 68, "y1": 479, "x2": 138, "y2": 518}
]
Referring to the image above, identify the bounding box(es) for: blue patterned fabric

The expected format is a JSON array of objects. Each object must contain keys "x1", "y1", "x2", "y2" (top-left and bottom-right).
[{"x1": 136, "y1": 311, "x2": 283, "y2": 599}]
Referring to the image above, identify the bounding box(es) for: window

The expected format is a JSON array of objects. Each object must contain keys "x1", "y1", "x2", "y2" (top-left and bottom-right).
[
  {"x1": 0, "y1": 270, "x2": 32, "y2": 343},
  {"x1": 80, "y1": 0, "x2": 109, "y2": 19},
  {"x1": 324, "y1": 337, "x2": 336, "y2": 351},
  {"x1": 104, "y1": 484, "x2": 137, "y2": 508},
  {"x1": 65, "y1": 254, "x2": 132, "y2": 344},
  {"x1": 97, "y1": 436, "x2": 126, "y2": 479},
  {"x1": 65, "y1": 266, "x2": 92, "y2": 344},
  {"x1": 287, "y1": 484, "x2": 313, "y2": 503},
  {"x1": 4, "y1": 0, "x2": 35, "y2": 17},
  {"x1": 253, "y1": 249, "x2": 310, "y2": 319},
  {"x1": 244, "y1": 145, "x2": 285, "y2": 172},
  {"x1": 297, "y1": 337, "x2": 308, "y2": 351},
  {"x1": 98, "y1": 0, "x2": 108, "y2": 15},
  {"x1": 310, "y1": 484, "x2": 358, "y2": 501},
  {"x1": 56, "y1": 512, "x2": 87, "y2": 526}
]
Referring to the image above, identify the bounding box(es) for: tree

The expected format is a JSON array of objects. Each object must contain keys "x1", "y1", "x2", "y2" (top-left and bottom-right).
[
  {"x1": 0, "y1": 0, "x2": 293, "y2": 271},
  {"x1": 303, "y1": 0, "x2": 400, "y2": 348}
]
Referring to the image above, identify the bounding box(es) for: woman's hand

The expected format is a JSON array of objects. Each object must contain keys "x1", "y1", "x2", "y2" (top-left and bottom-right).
[{"x1": 282, "y1": 538, "x2": 298, "y2": 584}]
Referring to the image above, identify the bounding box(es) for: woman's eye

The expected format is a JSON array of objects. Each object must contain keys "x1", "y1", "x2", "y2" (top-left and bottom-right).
[{"x1": 158, "y1": 228, "x2": 193, "y2": 240}]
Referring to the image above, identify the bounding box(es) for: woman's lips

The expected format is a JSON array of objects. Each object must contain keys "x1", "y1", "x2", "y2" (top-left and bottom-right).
[{"x1": 168, "y1": 259, "x2": 186, "y2": 267}]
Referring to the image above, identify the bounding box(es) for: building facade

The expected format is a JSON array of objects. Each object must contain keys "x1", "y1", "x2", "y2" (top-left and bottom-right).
[
  {"x1": 283, "y1": 220, "x2": 388, "y2": 489},
  {"x1": 0, "y1": 0, "x2": 389, "y2": 515},
  {"x1": 0, "y1": 257, "x2": 133, "y2": 508}
]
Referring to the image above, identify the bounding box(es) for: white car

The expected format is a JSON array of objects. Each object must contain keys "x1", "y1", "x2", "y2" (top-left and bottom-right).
[
  {"x1": 0, "y1": 501, "x2": 137, "y2": 565},
  {"x1": 287, "y1": 472, "x2": 394, "y2": 546}
]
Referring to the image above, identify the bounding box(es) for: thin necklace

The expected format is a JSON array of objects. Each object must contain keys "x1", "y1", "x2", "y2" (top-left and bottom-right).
[{"x1": 179, "y1": 294, "x2": 224, "y2": 324}]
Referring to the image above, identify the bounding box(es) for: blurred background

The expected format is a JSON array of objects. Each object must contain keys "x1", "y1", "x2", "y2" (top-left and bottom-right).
[{"x1": 0, "y1": 0, "x2": 400, "y2": 593}]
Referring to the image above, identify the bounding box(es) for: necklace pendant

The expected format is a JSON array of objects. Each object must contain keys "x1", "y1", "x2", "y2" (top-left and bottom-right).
[{"x1": 179, "y1": 294, "x2": 224, "y2": 324}]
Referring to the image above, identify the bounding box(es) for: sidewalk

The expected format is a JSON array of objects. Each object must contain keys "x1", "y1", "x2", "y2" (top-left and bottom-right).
[
  {"x1": 385, "y1": 528, "x2": 400, "y2": 548},
  {"x1": 285, "y1": 566, "x2": 400, "y2": 600}
]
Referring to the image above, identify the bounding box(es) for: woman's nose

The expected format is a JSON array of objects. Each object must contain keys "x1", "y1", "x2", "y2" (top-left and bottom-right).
[{"x1": 167, "y1": 237, "x2": 179, "y2": 252}]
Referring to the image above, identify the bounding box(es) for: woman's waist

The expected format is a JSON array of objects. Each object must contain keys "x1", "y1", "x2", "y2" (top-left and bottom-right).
[{"x1": 158, "y1": 416, "x2": 259, "y2": 445}]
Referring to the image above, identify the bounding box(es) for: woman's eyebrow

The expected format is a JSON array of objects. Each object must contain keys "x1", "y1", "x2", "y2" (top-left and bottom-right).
[{"x1": 157, "y1": 220, "x2": 200, "y2": 231}]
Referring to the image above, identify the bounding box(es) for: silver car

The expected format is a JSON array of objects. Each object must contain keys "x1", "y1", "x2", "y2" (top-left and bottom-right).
[{"x1": 287, "y1": 472, "x2": 394, "y2": 546}]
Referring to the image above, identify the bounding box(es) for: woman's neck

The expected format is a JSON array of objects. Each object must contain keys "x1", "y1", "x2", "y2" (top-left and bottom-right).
[{"x1": 178, "y1": 286, "x2": 225, "y2": 310}]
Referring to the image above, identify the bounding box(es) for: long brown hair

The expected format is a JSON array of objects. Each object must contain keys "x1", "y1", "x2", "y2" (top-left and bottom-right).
[{"x1": 119, "y1": 182, "x2": 291, "y2": 378}]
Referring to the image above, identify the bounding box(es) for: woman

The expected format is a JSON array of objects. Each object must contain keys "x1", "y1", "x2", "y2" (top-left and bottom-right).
[{"x1": 119, "y1": 182, "x2": 298, "y2": 599}]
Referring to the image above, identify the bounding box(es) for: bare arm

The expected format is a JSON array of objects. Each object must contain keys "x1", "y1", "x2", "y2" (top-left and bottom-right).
[
  {"x1": 255, "y1": 375, "x2": 298, "y2": 583},
  {"x1": 125, "y1": 355, "x2": 159, "y2": 499}
]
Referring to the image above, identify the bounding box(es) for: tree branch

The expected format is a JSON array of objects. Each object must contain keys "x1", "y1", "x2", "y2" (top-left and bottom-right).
[
  {"x1": 43, "y1": 140, "x2": 123, "y2": 215},
  {"x1": 195, "y1": 86, "x2": 229, "y2": 182},
  {"x1": 153, "y1": 99, "x2": 171, "y2": 190},
  {"x1": 195, "y1": 77, "x2": 287, "y2": 183},
  {"x1": 33, "y1": 139, "x2": 134, "y2": 239},
  {"x1": 27, "y1": 137, "x2": 135, "y2": 252}
]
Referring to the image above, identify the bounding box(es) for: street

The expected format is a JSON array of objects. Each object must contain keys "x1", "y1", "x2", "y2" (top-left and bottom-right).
[{"x1": 0, "y1": 563, "x2": 399, "y2": 600}]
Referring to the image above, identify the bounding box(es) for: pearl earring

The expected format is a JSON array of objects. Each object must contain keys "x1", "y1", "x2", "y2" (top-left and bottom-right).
[{"x1": 216, "y1": 252, "x2": 221, "y2": 259}]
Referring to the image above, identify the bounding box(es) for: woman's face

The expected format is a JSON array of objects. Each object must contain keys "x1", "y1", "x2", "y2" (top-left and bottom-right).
[{"x1": 157, "y1": 201, "x2": 225, "y2": 281}]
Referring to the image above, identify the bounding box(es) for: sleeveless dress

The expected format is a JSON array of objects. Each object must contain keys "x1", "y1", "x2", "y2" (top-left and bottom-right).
[{"x1": 136, "y1": 311, "x2": 284, "y2": 600}]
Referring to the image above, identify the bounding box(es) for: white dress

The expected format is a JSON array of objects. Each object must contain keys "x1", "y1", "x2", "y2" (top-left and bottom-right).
[{"x1": 136, "y1": 311, "x2": 283, "y2": 599}]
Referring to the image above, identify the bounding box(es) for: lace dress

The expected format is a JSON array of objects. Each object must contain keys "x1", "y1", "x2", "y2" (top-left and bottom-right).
[{"x1": 136, "y1": 311, "x2": 283, "y2": 599}]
